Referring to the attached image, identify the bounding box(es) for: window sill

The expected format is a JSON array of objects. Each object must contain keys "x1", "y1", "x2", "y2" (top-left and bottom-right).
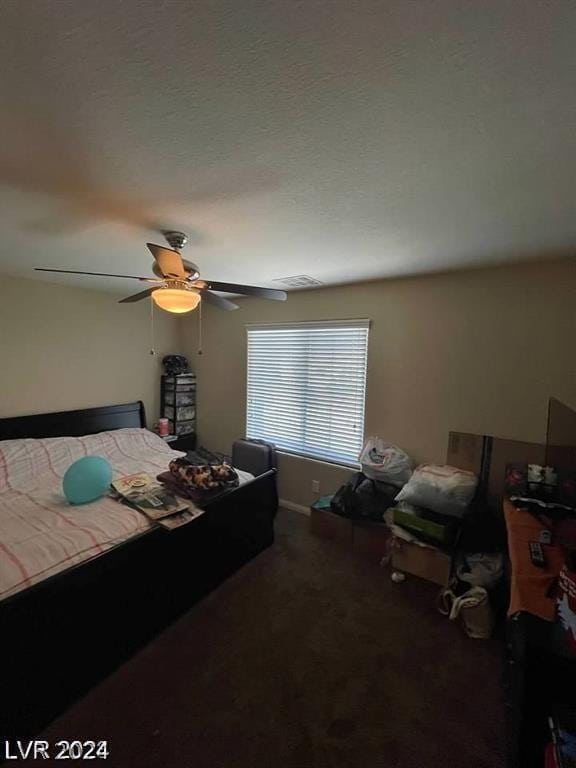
[{"x1": 276, "y1": 450, "x2": 359, "y2": 471}]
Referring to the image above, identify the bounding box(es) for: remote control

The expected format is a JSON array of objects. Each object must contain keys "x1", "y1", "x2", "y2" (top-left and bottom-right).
[
  {"x1": 539, "y1": 530, "x2": 552, "y2": 545},
  {"x1": 529, "y1": 541, "x2": 546, "y2": 568}
]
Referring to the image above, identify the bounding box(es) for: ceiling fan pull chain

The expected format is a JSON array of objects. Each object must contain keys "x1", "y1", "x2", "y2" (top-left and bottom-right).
[
  {"x1": 198, "y1": 297, "x2": 203, "y2": 356},
  {"x1": 149, "y1": 295, "x2": 156, "y2": 356}
]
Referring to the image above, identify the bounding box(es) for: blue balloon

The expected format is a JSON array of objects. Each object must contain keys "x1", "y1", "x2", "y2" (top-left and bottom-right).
[{"x1": 63, "y1": 456, "x2": 113, "y2": 505}]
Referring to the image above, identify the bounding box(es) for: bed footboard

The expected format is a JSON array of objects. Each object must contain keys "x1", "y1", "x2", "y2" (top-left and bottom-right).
[{"x1": 0, "y1": 469, "x2": 278, "y2": 741}]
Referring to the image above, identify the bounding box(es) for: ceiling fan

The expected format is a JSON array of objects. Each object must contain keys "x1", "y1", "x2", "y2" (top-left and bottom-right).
[{"x1": 35, "y1": 231, "x2": 287, "y2": 314}]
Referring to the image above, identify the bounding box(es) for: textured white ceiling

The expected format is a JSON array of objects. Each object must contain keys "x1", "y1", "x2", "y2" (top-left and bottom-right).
[{"x1": 1, "y1": 0, "x2": 575, "y2": 296}]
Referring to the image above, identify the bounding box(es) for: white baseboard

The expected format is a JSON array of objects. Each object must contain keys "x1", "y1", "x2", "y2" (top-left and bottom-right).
[{"x1": 279, "y1": 499, "x2": 310, "y2": 516}]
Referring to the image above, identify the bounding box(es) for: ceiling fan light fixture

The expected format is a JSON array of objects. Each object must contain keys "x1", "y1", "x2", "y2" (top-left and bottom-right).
[{"x1": 152, "y1": 287, "x2": 201, "y2": 314}]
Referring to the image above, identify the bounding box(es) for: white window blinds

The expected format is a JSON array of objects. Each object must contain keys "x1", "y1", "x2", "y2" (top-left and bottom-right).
[{"x1": 246, "y1": 320, "x2": 369, "y2": 466}]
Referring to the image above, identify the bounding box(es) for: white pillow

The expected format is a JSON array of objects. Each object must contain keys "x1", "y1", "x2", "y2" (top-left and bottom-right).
[{"x1": 395, "y1": 464, "x2": 478, "y2": 518}]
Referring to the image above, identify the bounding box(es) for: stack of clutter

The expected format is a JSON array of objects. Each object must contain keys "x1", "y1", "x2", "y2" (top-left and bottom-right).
[
  {"x1": 387, "y1": 464, "x2": 477, "y2": 546},
  {"x1": 330, "y1": 437, "x2": 414, "y2": 521},
  {"x1": 388, "y1": 464, "x2": 502, "y2": 638},
  {"x1": 356, "y1": 439, "x2": 500, "y2": 638},
  {"x1": 384, "y1": 464, "x2": 479, "y2": 588}
]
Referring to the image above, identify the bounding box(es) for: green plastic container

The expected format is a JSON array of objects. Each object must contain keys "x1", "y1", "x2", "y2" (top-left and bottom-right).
[{"x1": 392, "y1": 506, "x2": 457, "y2": 546}]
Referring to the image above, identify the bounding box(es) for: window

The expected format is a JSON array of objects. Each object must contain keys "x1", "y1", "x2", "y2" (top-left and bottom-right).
[{"x1": 246, "y1": 320, "x2": 369, "y2": 466}]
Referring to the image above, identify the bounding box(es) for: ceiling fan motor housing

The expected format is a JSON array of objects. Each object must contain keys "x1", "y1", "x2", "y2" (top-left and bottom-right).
[
  {"x1": 160, "y1": 279, "x2": 199, "y2": 292},
  {"x1": 163, "y1": 231, "x2": 188, "y2": 251}
]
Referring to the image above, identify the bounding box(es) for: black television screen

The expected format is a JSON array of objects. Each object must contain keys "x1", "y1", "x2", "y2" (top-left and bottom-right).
[{"x1": 547, "y1": 398, "x2": 576, "y2": 471}]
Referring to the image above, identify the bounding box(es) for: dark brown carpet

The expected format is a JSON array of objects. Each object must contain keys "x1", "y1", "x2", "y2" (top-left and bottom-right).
[{"x1": 30, "y1": 510, "x2": 507, "y2": 768}]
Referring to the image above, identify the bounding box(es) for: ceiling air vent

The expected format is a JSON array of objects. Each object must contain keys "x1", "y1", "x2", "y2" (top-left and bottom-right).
[{"x1": 272, "y1": 275, "x2": 323, "y2": 288}]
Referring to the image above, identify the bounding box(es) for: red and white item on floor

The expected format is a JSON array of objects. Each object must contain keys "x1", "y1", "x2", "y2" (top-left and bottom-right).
[{"x1": 555, "y1": 563, "x2": 576, "y2": 656}]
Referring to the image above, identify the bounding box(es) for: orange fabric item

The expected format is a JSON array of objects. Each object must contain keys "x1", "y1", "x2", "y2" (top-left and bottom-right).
[{"x1": 504, "y1": 499, "x2": 566, "y2": 621}]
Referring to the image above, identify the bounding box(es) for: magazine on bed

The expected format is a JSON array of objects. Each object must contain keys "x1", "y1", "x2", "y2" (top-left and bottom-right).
[
  {"x1": 111, "y1": 473, "x2": 204, "y2": 527},
  {"x1": 155, "y1": 509, "x2": 203, "y2": 529}
]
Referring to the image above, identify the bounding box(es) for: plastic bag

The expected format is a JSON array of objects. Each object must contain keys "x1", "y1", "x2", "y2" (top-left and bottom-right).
[
  {"x1": 437, "y1": 585, "x2": 494, "y2": 639},
  {"x1": 456, "y1": 552, "x2": 504, "y2": 589},
  {"x1": 330, "y1": 473, "x2": 397, "y2": 520},
  {"x1": 355, "y1": 477, "x2": 398, "y2": 521},
  {"x1": 394, "y1": 464, "x2": 478, "y2": 517},
  {"x1": 359, "y1": 437, "x2": 413, "y2": 488},
  {"x1": 330, "y1": 472, "x2": 364, "y2": 518}
]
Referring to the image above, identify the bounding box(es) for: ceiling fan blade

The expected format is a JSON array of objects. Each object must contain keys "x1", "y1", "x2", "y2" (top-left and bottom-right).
[
  {"x1": 201, "y1": 290, "x2": 239, "y2": 311},
  {"x1": 119, "y1": 288, "x2": 156, "y2": 304},
  {"x1": 35, "y1": 268, "x2": 160, "y2": 282},
  {"x1": 203, "y1": 281, "x2": 287, "y2": 301},
  {"x1": 146, "y1": 243, "x2": 186, "y2": 279}
]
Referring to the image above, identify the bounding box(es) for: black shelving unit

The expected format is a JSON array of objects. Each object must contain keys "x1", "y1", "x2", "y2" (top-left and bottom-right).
[{"x1": 160, "y1": 373, "x2": 196, "y2": 438}]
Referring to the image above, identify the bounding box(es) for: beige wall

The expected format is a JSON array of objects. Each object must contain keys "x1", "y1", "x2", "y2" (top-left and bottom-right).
[
  {"x1": 181, "y1": 259, "x2": 576, "y2": 509},
  {"x1": 0, "y1": 276, "x2": 181, "y2": 424},
  {"x1": 3, "y1": 263, "x2": 572, "y2": 508}
]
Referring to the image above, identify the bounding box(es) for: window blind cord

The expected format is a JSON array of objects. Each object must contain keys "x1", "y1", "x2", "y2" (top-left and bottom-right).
[{"x1": 149, "y1": 296, "x2": 156, "y2": 356}]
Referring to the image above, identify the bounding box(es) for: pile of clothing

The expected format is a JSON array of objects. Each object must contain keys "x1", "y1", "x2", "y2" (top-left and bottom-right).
[{"x1": 158, "y1": 454, "x2": 239, "y2": 504}]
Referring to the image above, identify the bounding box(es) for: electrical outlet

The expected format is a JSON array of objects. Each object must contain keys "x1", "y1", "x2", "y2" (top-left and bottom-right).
[{"x1": 312, "y1": 480, "x2": 320, "y2": 493}]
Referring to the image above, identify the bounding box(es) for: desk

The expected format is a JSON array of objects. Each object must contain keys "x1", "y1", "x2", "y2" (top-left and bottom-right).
[
  {"x1": 504, "y1": 500, "x2": 565, "y2": 621},
  {"x1": 503, "y1": 500, "x2": 576, "y2": 768}
]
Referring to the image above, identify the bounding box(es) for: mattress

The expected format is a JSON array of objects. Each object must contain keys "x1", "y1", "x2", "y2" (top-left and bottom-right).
[{"x1": 0, "y1": 428, "x2": 252, "y2": 601}]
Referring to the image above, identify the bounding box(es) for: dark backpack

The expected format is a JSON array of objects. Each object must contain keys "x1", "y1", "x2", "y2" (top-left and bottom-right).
[{"x1": 331, "y1": 472, "x2": 397, "y2": 521}]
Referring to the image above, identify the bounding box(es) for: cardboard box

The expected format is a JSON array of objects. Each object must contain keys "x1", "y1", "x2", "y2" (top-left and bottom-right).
[
  {"x1": 391, "y1": 539, "x2": 452, "y2": 586},
  {"x1": 310, "y1": 504, "x2": 390, "y2": 563},
  {"x1": 310, "y1": 507, "x2": 353, "y2": 545},
  {"x1": 352, "y1": 520, "x2": 390, "y2": 562}
]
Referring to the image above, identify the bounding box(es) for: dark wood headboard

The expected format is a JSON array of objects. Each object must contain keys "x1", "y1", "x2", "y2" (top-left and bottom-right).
[{"x1": 0, "y1": 401, "x2": 146, "y2": 440}]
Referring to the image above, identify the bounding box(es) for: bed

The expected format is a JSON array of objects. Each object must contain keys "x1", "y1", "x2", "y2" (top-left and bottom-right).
[{"x1": 0, "y1": 401, "x2": 278, "y2": 740}]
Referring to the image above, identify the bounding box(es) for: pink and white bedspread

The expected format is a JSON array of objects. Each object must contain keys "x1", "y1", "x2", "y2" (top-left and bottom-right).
[{"x1": 0, "y1": 428, "x2": 187, "y2": 602}]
